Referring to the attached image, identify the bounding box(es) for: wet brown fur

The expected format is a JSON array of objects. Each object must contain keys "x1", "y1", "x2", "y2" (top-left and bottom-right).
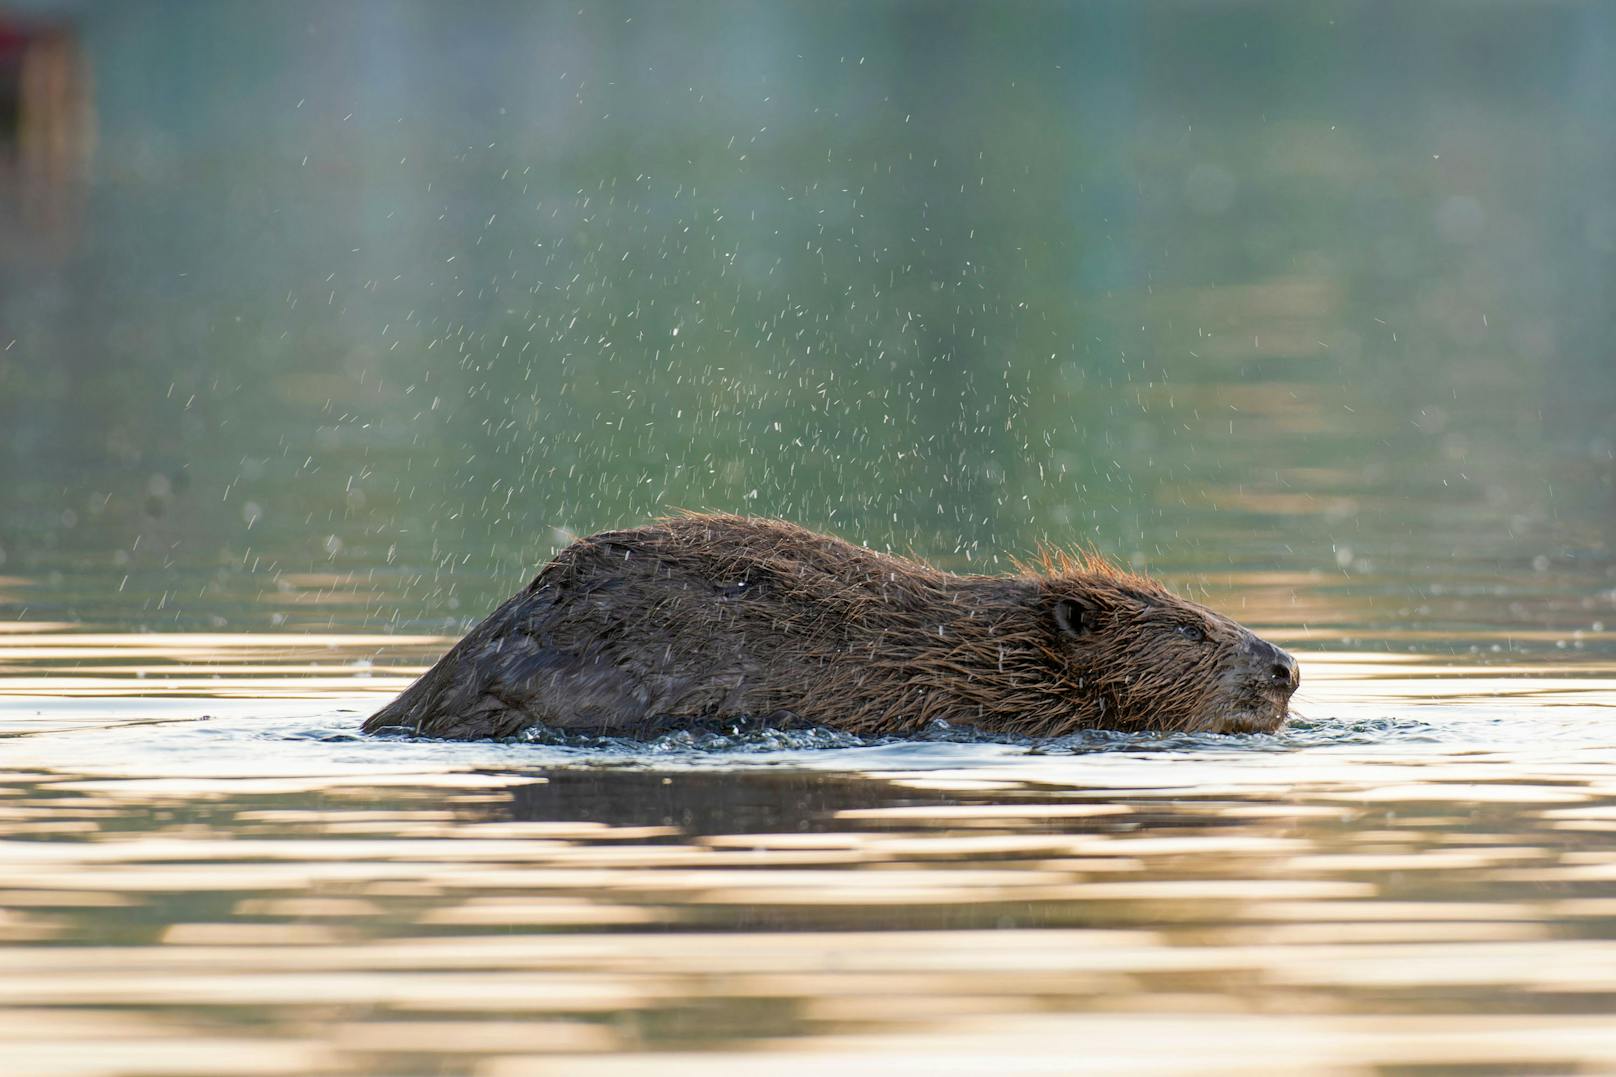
[{"x1": 363, "y1": 513, "x2": 1297, "y2": 740}]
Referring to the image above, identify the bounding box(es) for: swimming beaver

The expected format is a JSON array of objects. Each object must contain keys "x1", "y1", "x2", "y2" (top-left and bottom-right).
[{"x1": 364, "y1": 513, "x2": 1299, "y2": 740}]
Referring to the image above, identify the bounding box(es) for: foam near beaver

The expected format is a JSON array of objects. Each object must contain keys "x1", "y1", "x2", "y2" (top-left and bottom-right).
[{"x1": 363, "y1": 513, "x2": 1300, "y2": 741}]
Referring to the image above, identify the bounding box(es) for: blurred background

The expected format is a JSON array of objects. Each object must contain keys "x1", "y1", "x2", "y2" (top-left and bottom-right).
[{"x1": 1, "y1": 0, "x2": 1613, "y2": 645}]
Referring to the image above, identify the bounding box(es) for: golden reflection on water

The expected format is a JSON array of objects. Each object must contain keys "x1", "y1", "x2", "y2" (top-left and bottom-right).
[{"x1": 3, "y1": 627, "x2": 1616, "y2": 1073}]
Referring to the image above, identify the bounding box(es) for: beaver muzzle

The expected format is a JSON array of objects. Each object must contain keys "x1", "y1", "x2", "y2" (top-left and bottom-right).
[
  {"x1": 1248, "y1": 636, "x2": 1301, "y2": 696},
  {"x1": 1204, "y1": 635, "x2": 1300, "y2": 734}
]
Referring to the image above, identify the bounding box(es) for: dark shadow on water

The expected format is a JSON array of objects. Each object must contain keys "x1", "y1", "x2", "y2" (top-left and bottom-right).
[
  {"x1": 493, "y1": 768, "x2": 955, "y2": 835},
  {"x1": 483, "y1": 765, "x2": 1273, "y2": 843}
]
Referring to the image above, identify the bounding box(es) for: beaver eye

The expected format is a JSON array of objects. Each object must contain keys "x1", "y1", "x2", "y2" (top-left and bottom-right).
[{"x1": 1176, "y1": 624, "x2": 1207, "y2": 644}]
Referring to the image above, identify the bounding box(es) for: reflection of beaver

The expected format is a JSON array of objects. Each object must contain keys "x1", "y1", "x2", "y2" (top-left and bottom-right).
[{"x1": 364, "y1": 513, "x2": 1299, "y2": 740}]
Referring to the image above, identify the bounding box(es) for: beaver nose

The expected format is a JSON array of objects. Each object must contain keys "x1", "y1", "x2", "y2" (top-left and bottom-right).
[{"x1": 1247, "y1": 637, "x2": 1300, "y2": 695}]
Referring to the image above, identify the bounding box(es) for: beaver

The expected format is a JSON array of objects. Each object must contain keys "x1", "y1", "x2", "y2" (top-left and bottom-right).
[{"x1": 363, "y1": 512, "x2": 1299, "y2": 741}]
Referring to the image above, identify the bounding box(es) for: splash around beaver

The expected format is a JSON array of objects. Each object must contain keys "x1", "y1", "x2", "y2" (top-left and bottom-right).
[{"x1": 363, "y1": 513, "x2": 1299, "y2": 741}]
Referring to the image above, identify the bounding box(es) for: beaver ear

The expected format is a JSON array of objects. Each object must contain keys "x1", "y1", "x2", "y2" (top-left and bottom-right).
[{"x1": 1053, "y1": 596, "x2": 1096, "y2": 638}]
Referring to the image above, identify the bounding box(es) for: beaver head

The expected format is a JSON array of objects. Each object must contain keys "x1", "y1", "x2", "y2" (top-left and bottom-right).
[{"x1": 1037, "y1": 558, "x2": 1299, "y2": 735}]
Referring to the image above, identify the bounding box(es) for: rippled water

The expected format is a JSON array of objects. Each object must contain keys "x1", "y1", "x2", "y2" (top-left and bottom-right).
[{"x1": 3, "y1": 624, "x2": 1616, "y2": 1074}]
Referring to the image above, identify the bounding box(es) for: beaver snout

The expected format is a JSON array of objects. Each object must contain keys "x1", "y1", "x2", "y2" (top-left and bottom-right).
[
  {"x1": 1199, "y1": 635, "x2": 1299, "y2": 734},
  {"x1": 1244, "y1": 636, "x2": 1300, "y2": 696}
]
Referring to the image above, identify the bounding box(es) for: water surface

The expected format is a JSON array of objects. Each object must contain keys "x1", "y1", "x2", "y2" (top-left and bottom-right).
[{"x1": 4, "y1": 622, "x2": 1616, "y2": 1074}]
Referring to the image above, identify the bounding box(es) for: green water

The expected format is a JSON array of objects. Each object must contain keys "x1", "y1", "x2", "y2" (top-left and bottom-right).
[
  {"x1": 3, "y1": 0, "x2": 1611, "y2": 636},
  {"x1": 2, "y1": 2, "x2": 1616, "y2": 1073}
]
